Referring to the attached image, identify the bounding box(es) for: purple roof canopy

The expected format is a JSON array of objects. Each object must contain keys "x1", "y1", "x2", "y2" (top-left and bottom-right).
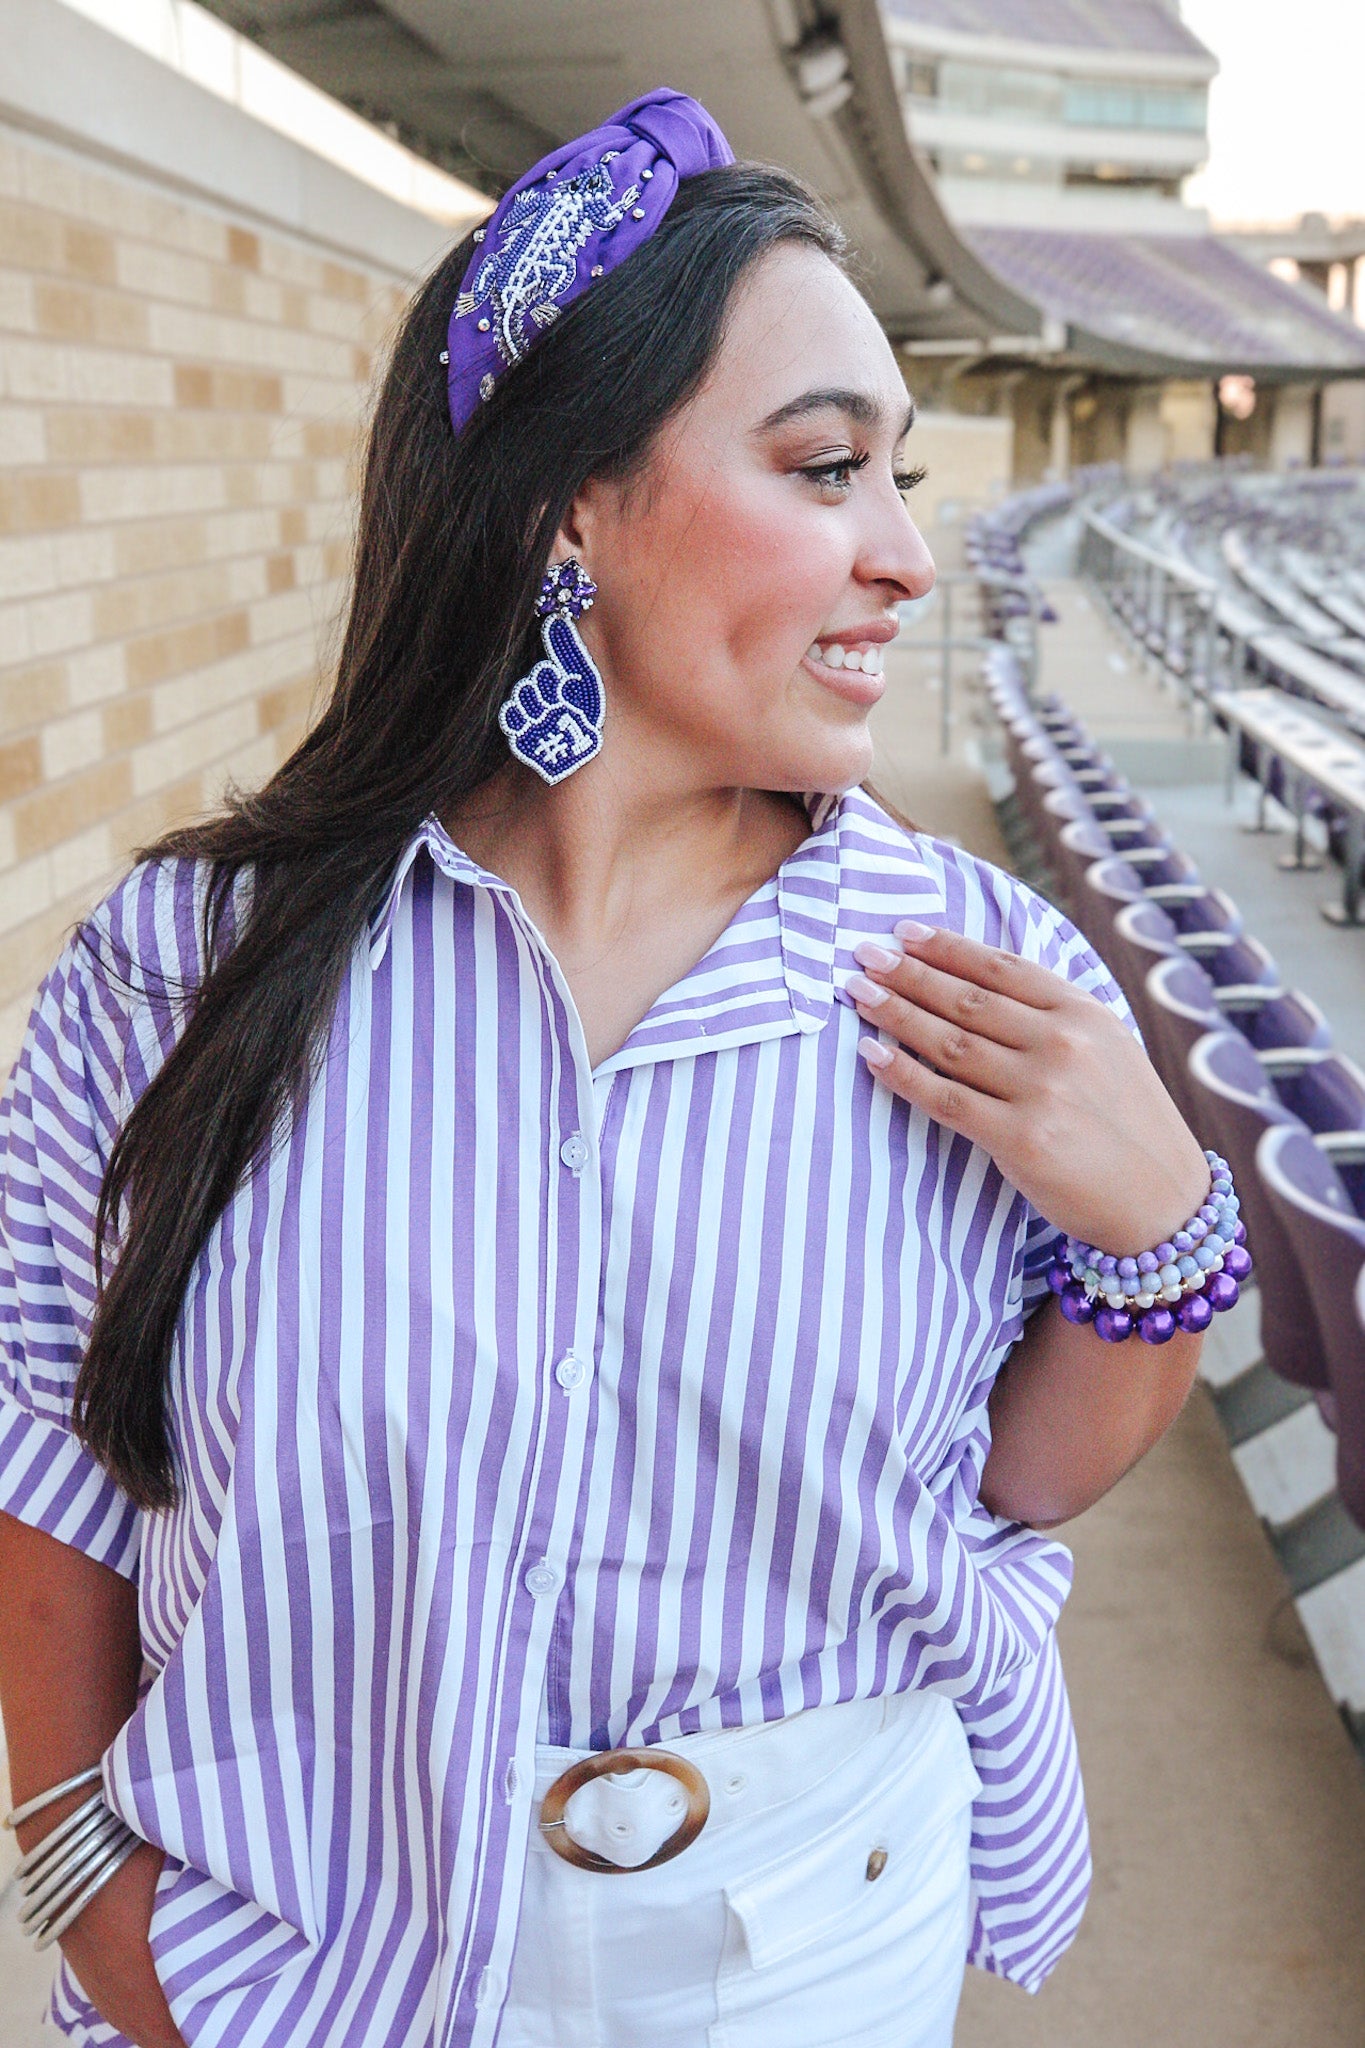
[{"x1": 967, "y1": 228, "x2": 1365, "y2": 378}]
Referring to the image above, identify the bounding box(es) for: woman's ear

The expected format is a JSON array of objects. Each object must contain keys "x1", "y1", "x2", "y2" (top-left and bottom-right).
[{"x1": 551, "y1": 473, "x2": 614, "y2": 577}]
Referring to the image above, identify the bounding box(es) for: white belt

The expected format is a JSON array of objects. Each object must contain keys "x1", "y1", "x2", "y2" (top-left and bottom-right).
[{"x1": 534, "y1": 1689, "x2": 949, "y2": 1873}]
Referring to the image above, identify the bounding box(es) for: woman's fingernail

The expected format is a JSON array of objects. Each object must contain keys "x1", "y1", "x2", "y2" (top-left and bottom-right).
[
  {"x1": 893, "y1": 919, "x2": 934, "y2": 943},
  {"x1": 859, "y1": 1036, "x2": 893, "y2": 1070},
  {"x1": 846, "y1": 972, "x2": 889, "y2": 1007},
  {"x1": 853, "y1": 940, "x2": 901, "y2": 971}
]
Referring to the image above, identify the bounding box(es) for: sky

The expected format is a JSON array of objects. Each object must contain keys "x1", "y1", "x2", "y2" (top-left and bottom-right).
[{"x1": 1182, "y1": 0, "x2": 1365, "y2": 225}]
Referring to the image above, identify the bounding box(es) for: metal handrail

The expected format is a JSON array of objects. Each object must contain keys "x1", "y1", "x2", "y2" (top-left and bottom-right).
[
  {"x1": 1081, "y1": 507, "x2": 1217, "y2": 598},
  {"x1": 895, "y1": 570, "x2": 1043, "y2": 752}
]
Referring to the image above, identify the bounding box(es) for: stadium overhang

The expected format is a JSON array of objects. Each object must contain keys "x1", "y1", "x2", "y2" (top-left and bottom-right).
[
  {"x1": 193, "y1": 0, "x2": 1039, "y2": 342},
  {"x1": 198, "y1": 0, "x2": 1365, "y2": 385}
]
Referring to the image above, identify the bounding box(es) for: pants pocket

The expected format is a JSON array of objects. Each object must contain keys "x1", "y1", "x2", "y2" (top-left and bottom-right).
[{"x1": 712, "y1": 1719, "x2": 977, "y2": 2048}]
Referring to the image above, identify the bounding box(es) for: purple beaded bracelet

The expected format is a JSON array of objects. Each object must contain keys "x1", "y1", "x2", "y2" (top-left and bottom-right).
[{"x1": 1046, "y1": 1149, "x2": 1252, "y2": 1345}]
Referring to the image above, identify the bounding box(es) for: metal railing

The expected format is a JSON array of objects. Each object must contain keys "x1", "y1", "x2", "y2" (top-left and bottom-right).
[
  {"x1": 895, "y1": 569, "x2": 1046, "y2": 751},
  {"x1": 1079, "y1": 504, "x2": 1365, "y2": 734}
]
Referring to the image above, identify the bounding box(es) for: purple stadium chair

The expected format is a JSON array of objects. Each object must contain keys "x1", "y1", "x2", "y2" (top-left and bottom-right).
[
  {"x1": 1257, "y1": 1125, "x2": 1365, "y2": 1523},
  {"x1": 1141, "y1": 945, "x2": 1271, "y2": 1128},
  {"x1": 1236, "y1": 986, "x2": 1333, "y2": 1057},
  {"x1": 1191, "y1": 931, "x2": 1281, "y2": 995},
  {"x1": 1268, "y1": 1053, "x2": 1365, "y2": 1214},
  {"x1": 1076, "y1": 855, "x2": 1145, "y2": 962},
  {"x1": 1187, "y1": 1032, "x2": 1326, "y2": 1387},
  {"x1": 1052, "y1": 818, "x2": 1124, "y2": 923},
  {"x1": 1107, "y1": 900, "x2": 1183, "y2": 1023},
  {"x1": 1159, "y1": 884, "x2": 1244, "y2": 943},
  {"x1": 1114, "y1": 843, "x2": 1203, "y2": 888}
]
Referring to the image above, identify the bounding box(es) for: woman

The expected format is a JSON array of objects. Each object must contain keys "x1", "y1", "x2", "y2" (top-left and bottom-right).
[{"x1": 0, "y1": 91, "x2": 1235, "y2": 2048}]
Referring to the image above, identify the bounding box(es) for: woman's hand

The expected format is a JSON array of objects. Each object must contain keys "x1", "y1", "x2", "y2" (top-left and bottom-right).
[
  {"x1": 0, "y1": 1515, "x2": 186, "y2": 2048},
  {"x1": 846, "y1": 919, "x2": 1211, "y2": 1252},
  {"x1": 50, "y1": 1839, "x2": 184, "y2": 2048}
]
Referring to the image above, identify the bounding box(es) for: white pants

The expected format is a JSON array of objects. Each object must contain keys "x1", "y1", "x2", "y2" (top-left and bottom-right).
[{"x1": 500, "y1": 1690, "x2": 980, "y2": 2048}]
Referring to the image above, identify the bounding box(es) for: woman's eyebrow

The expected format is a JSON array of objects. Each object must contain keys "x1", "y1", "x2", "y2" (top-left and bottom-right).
[{"x1": 755, "y1": 389, "x2": 918, "y2": 438}]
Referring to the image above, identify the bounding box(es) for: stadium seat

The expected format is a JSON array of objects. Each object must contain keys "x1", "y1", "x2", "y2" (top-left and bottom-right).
[
  {"x1": 1187, "y1": 1031, "x2": 1330, "y2": 1388},
  {"x1": 1257, "y1": 1125, "x2": 1365, "y2": 1524}
]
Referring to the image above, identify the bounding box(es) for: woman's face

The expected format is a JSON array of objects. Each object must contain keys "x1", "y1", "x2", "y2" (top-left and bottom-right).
[{"x1": 567, "y1": 240, "x2": 935, "y2": 797}]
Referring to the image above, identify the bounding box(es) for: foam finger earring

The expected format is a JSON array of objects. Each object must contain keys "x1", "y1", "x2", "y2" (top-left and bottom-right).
[{"x1": 499, "y1": 559, "x2": 606, "y2": 783}]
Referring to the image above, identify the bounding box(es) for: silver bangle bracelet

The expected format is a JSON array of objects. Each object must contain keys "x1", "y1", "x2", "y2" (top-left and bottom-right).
[
  {"x1": 4, "y1": 1764, "x2": 103, "y2": 1832},
  {"x1": 19, "y1": 1803, "x2": 126, "y2": 1921},
  {"x1": 28, "y1": 1825, "x2": 140, "y2": 1951},
  {"x1": 7, "y1": 1779, "x2": 141, "y2": 1950},
  {"x1": 16, "y1": 1795, "x2": 110, "y2": 1887}
]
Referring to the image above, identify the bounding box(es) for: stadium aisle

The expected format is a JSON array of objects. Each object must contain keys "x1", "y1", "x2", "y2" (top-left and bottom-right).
[{"x1": 872, "y1": 572, "x2": 1365, "y2": 2046}]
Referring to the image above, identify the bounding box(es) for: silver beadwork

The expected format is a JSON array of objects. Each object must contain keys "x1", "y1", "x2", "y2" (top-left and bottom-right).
[
  {"x1": 439, "y1": 349, "x2": 449, "y2": 365},
  {"x1": 477, "y1": 318, "x2": 490, "y2": 331},
  {"x1": 453, "y1": 159, "x2": 639, "y2": 374},
  {"x1": 631, "y1": 207, "x2": 645, "y2": 219},
  {"x1": 479, "y1": 374, "x2": 495, "y2": 401}
]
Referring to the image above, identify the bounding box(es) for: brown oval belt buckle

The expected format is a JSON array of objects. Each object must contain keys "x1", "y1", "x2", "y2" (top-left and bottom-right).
[{"x1": 538, "y1": 1748, "x2": 711, "y2": 1872}]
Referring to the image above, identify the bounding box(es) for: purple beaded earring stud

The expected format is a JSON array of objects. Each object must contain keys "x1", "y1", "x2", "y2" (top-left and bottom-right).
[{"x1": 499, "y1": 558, "x2": 605, "y2": 784}]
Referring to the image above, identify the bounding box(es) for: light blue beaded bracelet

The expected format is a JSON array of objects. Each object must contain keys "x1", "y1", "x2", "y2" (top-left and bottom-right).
[{"x1": 1046, "y1": 1149, "x2": 1252, "y2": 1345}]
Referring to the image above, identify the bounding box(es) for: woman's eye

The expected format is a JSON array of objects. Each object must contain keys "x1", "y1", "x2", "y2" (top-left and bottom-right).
[
  {"x1": 800, "y1": 452, "x2": 868, "y2": 492},
  {"x1": 894, "y1": 466, "x2": 927, "y2": 495}
]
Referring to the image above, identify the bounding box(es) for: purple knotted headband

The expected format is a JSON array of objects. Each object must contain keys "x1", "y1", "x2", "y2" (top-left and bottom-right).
[{"x1": 446, "y1": 87, "x2": 734, "y2": 436}]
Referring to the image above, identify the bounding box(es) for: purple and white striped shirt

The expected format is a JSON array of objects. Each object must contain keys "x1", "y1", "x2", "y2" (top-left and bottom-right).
[{"x1": 0, "y1": 787, "x2": 1133, "y2": 2045}]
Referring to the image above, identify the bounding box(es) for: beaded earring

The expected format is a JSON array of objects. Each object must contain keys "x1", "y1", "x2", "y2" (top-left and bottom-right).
[{"x1": 499, "y1": 559, "x2": 605, "y2": 784}]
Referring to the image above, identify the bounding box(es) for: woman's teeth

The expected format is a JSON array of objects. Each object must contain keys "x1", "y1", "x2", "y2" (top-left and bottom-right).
[{"x1": 807, "y1": 643, "x2": 884, "y2": 675}]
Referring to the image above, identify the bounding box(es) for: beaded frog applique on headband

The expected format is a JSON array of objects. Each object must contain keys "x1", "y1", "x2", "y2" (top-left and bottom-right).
[
  {"x1": 454, "y1": 159, "x2": 639, "y2": 396},
  {"x1": 445, "y1": 87, "x2": 733, "y2": 434}
]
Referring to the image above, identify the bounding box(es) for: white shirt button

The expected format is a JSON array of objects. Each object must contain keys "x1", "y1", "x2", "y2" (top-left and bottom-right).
[
  {"x1": 524, "y1": 1561, "x2": 561, "y2": 1598},
  {"x1": 559, "y1": 1132, "x2": 590, "y2": 1174},
  {"x1": 555, "y1": 1354, "x2": 587, "y2": 1391}
]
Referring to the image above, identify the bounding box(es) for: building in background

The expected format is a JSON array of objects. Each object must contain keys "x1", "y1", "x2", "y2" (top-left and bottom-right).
[
  {"x1": 883, "y1": 0, "x2": 1365, "y2": 474},
  {"x1": 1219, "y1": 213, "x2": 1365, "y2": 462},
  {"x1": 187, "y1": 0, "x2": 1365, "y2": 484}
]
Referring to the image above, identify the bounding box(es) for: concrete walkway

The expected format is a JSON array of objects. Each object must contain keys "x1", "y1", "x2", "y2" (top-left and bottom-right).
[{"x1": 873, "y1": 559, "x2": 1365, "y2": 2047}]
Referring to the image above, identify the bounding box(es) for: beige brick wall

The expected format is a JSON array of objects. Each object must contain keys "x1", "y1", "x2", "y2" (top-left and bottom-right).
[{"x1": 0, "y1": 124, "x2": 416, "y2": 1064}]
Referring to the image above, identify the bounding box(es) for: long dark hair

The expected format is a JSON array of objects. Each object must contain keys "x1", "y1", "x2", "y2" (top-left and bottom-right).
[{"x1": 73, "y1": 164, "x2": 847, "y2": 1510}]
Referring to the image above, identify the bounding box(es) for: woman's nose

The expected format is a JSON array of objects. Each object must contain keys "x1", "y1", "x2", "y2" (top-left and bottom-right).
[{"x1": 860, "y1": 503, "x2": 936, "y2": 606}]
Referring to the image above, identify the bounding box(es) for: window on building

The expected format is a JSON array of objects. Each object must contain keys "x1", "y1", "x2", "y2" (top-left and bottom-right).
[
  {"x1": 938, "y1": 61, "x2": 1063, "y2": 123},
  {"x1": 1063, "y1": 81, "x2": 1207, "y2": 131},
  {"x1": 905, "y1": 57, "x2": 939, "y2": 99},
  {"x1": 1064, "y1": 164, "x2": 1182, "y2": 197},
  {"x1": 941, "y1": 148, "x2": 1058, "y2": 184}
]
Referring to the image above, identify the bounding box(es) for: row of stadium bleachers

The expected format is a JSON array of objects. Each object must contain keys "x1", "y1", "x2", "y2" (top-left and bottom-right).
[
  {"x1": 983, "y1": 639, "x2": 1365, "y2": 1590},
  {"x1": 1074, "y1": 476, "x2": 1365, "y2": 921}
]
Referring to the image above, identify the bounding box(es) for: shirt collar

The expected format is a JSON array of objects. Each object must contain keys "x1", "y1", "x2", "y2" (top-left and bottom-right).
[{"x1": 367, "y1": 793, "x2": 846, "y2": 1062}]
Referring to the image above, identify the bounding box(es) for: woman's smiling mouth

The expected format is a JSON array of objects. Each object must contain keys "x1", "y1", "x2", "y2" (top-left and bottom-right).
[{"x1": 802, "y1": 638, "x2": 889, "y2": 703}]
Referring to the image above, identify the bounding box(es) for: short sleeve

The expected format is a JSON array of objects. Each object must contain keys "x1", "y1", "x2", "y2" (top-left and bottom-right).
[{"x1": 0, "y1": 928, "x2": 142, "y2": 1576}]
